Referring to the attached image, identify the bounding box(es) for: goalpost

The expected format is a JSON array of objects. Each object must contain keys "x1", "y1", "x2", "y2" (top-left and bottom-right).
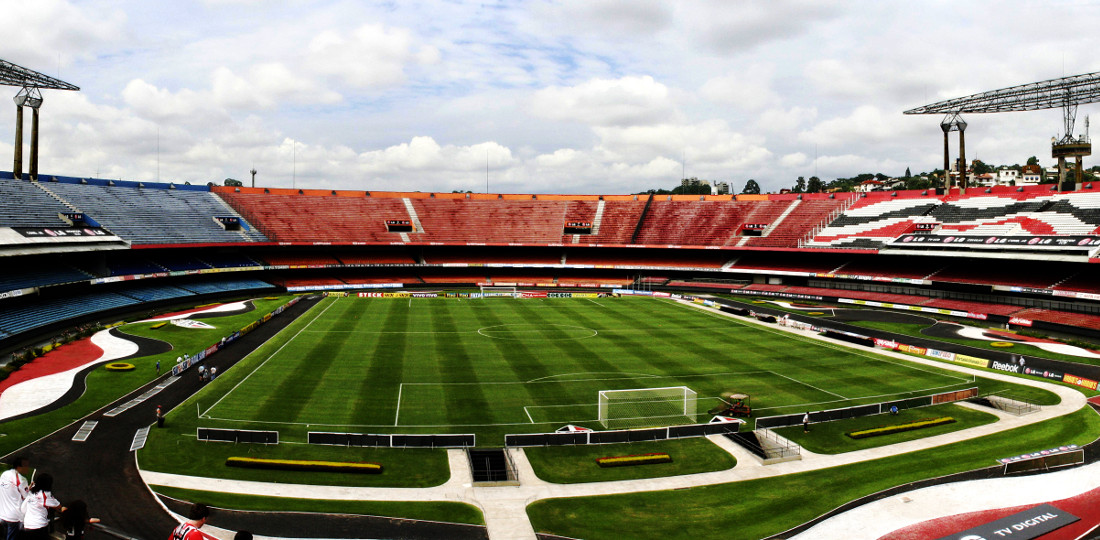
[
  {"x1": 479, "y1": 286, "x2": 518, "y2": 298},
  {"x1": 597, "y1": 386, "x2": 699, "y2": 429}
]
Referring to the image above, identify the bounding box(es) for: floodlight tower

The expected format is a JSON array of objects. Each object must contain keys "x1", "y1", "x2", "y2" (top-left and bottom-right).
[
  {"x1": 0, "y1": 59, "x2": 80, "y2": 180},
  {"x1": 905, "y1": 71, "x2": 1100, "y2": 192}
]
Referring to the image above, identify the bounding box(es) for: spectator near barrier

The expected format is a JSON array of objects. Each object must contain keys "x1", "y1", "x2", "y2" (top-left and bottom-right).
[
  {"x1": 169, "y1": 503, "x2": 209, "y2": 540},
  {"x1": 0, "y1": 456, "x2": 30, "y2": 540}
]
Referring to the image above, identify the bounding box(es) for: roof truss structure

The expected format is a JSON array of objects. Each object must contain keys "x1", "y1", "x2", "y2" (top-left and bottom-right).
[
  {"x1": 0, "y1": 59, "x2": 79, "y2": 91},
  {"x1": 904, "y1": 71, "x2": 1100, "y2": 115}
]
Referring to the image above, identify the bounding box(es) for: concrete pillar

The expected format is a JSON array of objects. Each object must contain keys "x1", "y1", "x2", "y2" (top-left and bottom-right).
[
  {"x1": 29, "y1": 107, "x2": 39, "y2": 181},
  {"x1": 1075, "y1": 156, "x2": 1084, "y2": 190},
  {"x1": 958, "y1": 127, "x2": 967, "y2": 191},
  {"x1": 13, "y1": 104, "x2": 22, "y2": 179},
  {"x1": 1058, "y1": 156, "x2": 1067, "y2": 192},
  {"x1": 943, "y1": 130, "x2": 951, "y2": 191}
]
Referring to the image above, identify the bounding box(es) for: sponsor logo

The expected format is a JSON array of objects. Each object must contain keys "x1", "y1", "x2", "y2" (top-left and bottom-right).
[
  {"x1": 990, "y1": 361, "x2": 1021, "y2": 373},
  {"x1": 170, "y1": 319, "x2": 215, "y2": 329}
]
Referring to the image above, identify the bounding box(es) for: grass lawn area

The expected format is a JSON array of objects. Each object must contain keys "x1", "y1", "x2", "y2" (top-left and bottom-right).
[
  {"x1": 0, "y1": 295, "x2": 295, "y2": 457},
  {"x1": 524, "y1": 437, "x2": 736, "y2": 484},
  {"x1": 773, "y1": 403, "x2": 999, "y2": 454},
  {"x1": 150, "y1": 485, "x2": 484, "y2": 525},
  {"x1": 527, "y1": 405, "x2": 1100, "y2": 540},
  {"x1": 138, "y1": 437, "x2": 450, "y2": 488}
]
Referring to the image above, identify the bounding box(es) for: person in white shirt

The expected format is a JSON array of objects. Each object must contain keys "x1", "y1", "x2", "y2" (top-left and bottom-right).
[
  {"x1": 19, "y1": 472, "x2": 60, "y2": 540},
  {"x1": 0, "y1": 456, "x2": 30, "y2": 540}
]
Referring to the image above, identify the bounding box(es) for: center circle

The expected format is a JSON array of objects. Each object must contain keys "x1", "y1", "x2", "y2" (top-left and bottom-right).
[{"x1": 477, "y1": 324, "x2": 598, "y2": 341}]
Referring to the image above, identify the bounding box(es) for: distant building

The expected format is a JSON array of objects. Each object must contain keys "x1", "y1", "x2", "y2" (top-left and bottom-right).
[
  {"x1": 1020, "y1": 164, "x2": 1042, "y2": 184},
  {"x1": 858, "y1": 179, "x2": 884, "y2": 192},
  {"x1": 997, "y1": 168, "x2": 1019, "y2": 185},
  {"x1": 712, "y1": 181, "x2": 729, "y2": 195},
  {"x1": 972, "y1": 173, "x2": 997, "y2": 187}
]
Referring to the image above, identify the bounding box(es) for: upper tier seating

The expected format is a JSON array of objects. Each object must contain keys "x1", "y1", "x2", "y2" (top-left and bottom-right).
[
  {"x1": 0, "y1": 179, "x2": 72, "y2": 228},
  {"x1": 411, "y1": 199, "x2": 566, "y2": 243},
  {"x1": 218, "y1": 192, "x2": 409, "y2": 242},
  {"x1": 633, "y1": 200, "x2": 757, "y2": 246},
  {"x1": 46, "y1": 181, "x2": 267, "y2": 244},
  {"x1": 744, "y1": 199, "x2": 848, "y2": 248},
  {"x1": 574, "y1": 200, "x2": 648, "y2": 245},
  {"x1": 809, "y1": 198, "x2": 938, "y2": 247}
]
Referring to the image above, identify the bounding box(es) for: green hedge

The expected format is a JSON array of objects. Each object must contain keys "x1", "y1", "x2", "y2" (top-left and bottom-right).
[
  {"x1": 847, "y1": 417, "x2": 955, "y2": 439},
  {"x1": 226, "y1": 456, "x2": 383, "y2": 474},
  {"x1": 596, "y1": 453, "x2": 672, "y2": 468}
]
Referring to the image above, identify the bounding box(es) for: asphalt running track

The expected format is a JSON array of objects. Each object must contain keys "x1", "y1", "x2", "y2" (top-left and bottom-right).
[{"x1": 3, "y1": 295, "x2": 489, "y2": 540}]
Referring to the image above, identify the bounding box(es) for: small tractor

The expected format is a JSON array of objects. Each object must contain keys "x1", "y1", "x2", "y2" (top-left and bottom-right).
[{"x1": 708, "y1": 392, "x2": 752, "y2": 418}]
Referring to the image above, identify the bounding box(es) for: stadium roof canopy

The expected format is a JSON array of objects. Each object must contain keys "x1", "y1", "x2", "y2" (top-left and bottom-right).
[
  {"x1": 904, "y1": 71, "x2": 1100, "y2": 115},
  {"x1": 0, "y1": 58, "x2": 79, "y2": 91}
]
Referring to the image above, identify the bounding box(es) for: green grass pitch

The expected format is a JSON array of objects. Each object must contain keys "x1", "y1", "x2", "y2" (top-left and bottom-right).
[{"x1": 196, "y1": 295, "x2": 976, "y2": 443}]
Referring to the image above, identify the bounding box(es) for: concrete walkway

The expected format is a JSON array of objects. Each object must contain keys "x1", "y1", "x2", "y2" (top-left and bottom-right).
[{"x1": 139, "y1": 300, "x2": 1090, "y2": 540}]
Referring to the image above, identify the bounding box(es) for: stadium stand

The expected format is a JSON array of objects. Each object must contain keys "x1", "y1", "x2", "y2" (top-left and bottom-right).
[
  {"x1": 0, "y1": 263, "x2": 94, "y2": 292},
  {"x1": 0, "y1": 292, "x2": 139, "y2": 336},
  {"x1": 1010, "y1": 308, "x2": 1100, "y2": 330},
  {"x1": 808, "y1": 196, "x2": 939, "y2": 248},
  {"x1": 46, "y1": 179, "x2": 267, "y2": 245},
  {"x1": 217, "y1": 191, "x2": 410, "y2": 243},
  {"x1": 920, "y1": 298, "x2": 1024, "y2": 317},
  {"x1": 176, "y1": 279, "x2": 273, "y2": 295},
  {"x1": 743, "y1": 201, "x2": 835, "y2": 247},
  {"x1": 0, "y1": 178, "x2": 73, "y2": 228},
  {"x1": 197, "y1": 252, "x2": 263, "y2": 268}
]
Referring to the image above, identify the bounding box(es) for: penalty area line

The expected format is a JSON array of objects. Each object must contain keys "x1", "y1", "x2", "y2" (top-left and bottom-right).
[{"x1": 394, "y1": 383, "x2": 403, "y2": 426}]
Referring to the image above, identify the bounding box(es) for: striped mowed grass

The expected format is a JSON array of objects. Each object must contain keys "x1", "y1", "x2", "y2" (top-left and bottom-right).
[{"x1": 198, "y1": 295, "x2": 974, "y2": 439}]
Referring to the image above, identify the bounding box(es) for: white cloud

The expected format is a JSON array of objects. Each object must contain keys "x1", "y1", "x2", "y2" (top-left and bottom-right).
[
  {"x1": 306, "y1": 23, "x2": 440, "y2": 89},
  {"x1": 700, "y1": 66, "x2": 781, "y2": 110},
  {"x1": 532, "y1": 76, "x2": 677, "y2": 127},
  {"x1": 0, "y1": 0, "x2": 125, "y2": 68}
]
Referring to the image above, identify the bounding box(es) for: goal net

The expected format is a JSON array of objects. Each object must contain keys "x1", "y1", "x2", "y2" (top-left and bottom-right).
[
  {"x1": 479, "y1": 286, "x2": 518, "y2": 298},
  {"x1": 598, "y1": 386, "x2": 698, "y2": 429}
]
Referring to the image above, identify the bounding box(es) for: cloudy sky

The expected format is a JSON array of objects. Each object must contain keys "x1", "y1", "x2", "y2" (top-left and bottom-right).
[{"x1": 3, "y1": 0, "x2": 1100, "y2": 194}]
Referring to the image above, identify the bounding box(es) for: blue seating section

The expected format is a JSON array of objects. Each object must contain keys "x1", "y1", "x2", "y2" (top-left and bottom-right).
[
  {"x1": 0, "y1": 265, "x2": 94, "y2": 292},
  {"x1": 117, "y1": 284, "x2": 196, "y2": 302},
  {"x1": 0, "y1": 179, "x2": 72, "y2": 228},
  {"x1": 107, "y1": 259, "x2": 167, "y2": 276},
  {"x1": 44, "y1": 179, "x2": 269, "y2": 245},
  {"x1": 198, "y1": 253, "x2": 263, "y2": 268},
  {"x1": 179, "y1": 279, "x2": 273, "y2": 295},
  {"x1": 155, "y1": 256, "x2": 213, "y2": 271},
  {"x1": 0, "y1": 292, "x2": 139, "y2": 336}
]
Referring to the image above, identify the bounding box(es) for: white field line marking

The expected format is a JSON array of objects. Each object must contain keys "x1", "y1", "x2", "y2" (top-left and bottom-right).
[
  {"x1": 526, "y1": 371, "x2": 660, "y2": 383},
  {"x1": 201, "y1": 298, "x2": 340, "y2": 418},
  {"x1": 401, "y1": 370, "x2": 771, "y2": 386},
  {"x1": 769, "y1": 370, "x2": 848, "y2": 399},
  {"x1": 524, "y1": 406, "x2": 535, "y2": 423},
  {"x1": 394, "y1": 383, "x2": 404, "y2": 426},
  {"x1": 197, "y1": 414, "x2": 581, "y2": 428},
  {"x1": 587, "y1": 298, "x2": 606, "y2": 307},
  {"x1": 753, "y1": 381, "x2": 976, "y2": 412},
  {"x1": 672, "y1": 299, "x2": 970, "y2": 384}
]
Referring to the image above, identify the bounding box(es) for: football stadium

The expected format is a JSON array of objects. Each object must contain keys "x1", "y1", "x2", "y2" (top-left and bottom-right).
[{"x1": 4, "y1": 8, "x2": 1100, "y2": 540}]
